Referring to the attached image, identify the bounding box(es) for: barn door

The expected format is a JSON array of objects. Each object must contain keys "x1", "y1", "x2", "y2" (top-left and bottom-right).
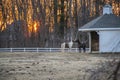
[{"x1": 91, "y1": 31, "x2": 99, "y2": 51}]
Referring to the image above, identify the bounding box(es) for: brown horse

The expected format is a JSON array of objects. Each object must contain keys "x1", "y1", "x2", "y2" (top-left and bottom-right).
[{"x1": 73, "y1": 39, "x2": 86, "y2": 52}]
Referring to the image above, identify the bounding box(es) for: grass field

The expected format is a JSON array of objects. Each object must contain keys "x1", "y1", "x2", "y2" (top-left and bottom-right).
[{"x1": 0, "y1": 52, "x2": 120, "y2": 80}]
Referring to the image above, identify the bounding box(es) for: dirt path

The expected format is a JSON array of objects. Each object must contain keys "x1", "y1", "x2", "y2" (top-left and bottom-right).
[{"x1": 0, "y1": 52, "x2": 120, "y2": 80}]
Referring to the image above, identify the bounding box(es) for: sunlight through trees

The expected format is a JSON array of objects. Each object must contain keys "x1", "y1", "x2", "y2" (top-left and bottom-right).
[{"x1": 0, "y1": 0, "x2": 119, "y2": 48}]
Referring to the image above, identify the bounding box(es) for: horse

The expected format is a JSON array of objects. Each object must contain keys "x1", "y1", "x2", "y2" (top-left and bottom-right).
[
  {"x1": 61, "y1": 41, "x2": 73, "y2": 52},
  {"x1": 61, "y1": 39, "x2": 86, "y2": 52},
  {"x1": 73, "y1": 39, "x2": 86, "y2": 52}
]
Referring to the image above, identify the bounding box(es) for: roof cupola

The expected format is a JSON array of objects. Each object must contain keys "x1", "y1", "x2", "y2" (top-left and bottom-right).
[{"x1": 103, "y1": 4, "x2": 113, "y2": 15}]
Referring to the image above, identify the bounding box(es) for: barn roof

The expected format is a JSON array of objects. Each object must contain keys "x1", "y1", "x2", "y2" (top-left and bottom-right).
[{"x1": 79, "y1": 14, "x2": 120, "y2": 31}]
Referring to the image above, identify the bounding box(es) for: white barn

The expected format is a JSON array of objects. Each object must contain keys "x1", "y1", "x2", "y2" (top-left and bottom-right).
[{"x1": 79, "y1": 4, "x2": 120, "y2": 53}]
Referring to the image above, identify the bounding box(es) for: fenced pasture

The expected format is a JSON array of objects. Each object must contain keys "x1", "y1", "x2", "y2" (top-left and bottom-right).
[{"x1": 0, "y1": 52, "x2": 120, "y2": 80}]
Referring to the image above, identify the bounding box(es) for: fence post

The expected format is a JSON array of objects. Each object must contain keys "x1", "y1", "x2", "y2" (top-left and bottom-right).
[
  {"x1": 76, "y1": 48, "x2": 77, "y2": 52},
  {"x1": 24, "y1": 48, "x2": 25, "y2": 52},
  {"x1": 50, "y1": 48, "x2": 51, "y2": 52},
  {"x1": 10, "y1": 48, "x2": 12, "y2": 52},
  {"x1": 37, "y1": 48, "x2": 38, "y2": 53}
]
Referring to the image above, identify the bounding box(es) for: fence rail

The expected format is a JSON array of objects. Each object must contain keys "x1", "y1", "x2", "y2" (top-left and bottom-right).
[{"x1": 0, "y1": 48, "x2": 89, "y2": 52}]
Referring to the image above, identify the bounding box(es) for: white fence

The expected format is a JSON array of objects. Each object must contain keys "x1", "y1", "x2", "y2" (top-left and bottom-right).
[{"x1": 0, "y1": 48, "x2": 90, "y2": 52}]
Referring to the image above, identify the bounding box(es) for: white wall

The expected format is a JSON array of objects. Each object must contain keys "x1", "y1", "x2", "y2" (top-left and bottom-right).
[{"x1": 98, "y1": 31, "x2": 120, "y2": 52}]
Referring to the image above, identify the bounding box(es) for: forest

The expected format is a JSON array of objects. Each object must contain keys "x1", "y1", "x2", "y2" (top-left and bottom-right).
[{"x1": 0, "y1": 0, "x2": 120, "y2": 48}]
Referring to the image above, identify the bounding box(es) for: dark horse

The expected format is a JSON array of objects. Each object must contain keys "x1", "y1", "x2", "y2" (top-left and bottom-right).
[{"x1": 73, "y1": 39, "x2": 86, "y2": 52}]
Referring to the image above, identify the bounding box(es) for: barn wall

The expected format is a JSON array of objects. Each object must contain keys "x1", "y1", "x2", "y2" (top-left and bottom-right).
[{"x1": 99, "y1": 31, "x2": 120, "y2": 52}]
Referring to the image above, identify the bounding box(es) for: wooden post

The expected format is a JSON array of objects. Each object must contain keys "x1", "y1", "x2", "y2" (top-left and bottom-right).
[
  {"x1": 37, "y1": 48, "x2": 38, "y2": 53},
  {"x1": 24, "y1": 48, "x2": 25, "y2": 52},
  {"x1": 10, "y1": 48, "x2": 12, "y2": 52},
  {"x1": 50, "y1": 48, "x2": 51, "y2": 52}
]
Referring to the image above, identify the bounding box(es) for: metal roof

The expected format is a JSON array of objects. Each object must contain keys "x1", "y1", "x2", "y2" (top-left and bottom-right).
[{"x1": 79, "y1": 14, "x2": 120, "y2": 31}]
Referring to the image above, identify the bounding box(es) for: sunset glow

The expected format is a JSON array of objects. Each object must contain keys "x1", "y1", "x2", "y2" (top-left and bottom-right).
[
  {"x1": 0, "y1": 0, "x2": 119, "y2": 33},
  {"x1": 28, "y1": 20, "x2": 40, "y2": 36},
  {"x1": 33, "y1": 21, "x2": 39, "y2": 32}
]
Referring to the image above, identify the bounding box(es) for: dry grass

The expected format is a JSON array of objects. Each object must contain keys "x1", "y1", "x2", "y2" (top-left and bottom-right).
[{"x1": 0, "y1": 52, "x2": 120, "y2": 80}]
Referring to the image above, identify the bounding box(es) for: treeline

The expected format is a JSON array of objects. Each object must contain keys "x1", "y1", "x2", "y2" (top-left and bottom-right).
[{"x1": 0, "y1": 0, "x2": 120, "y2": 48}]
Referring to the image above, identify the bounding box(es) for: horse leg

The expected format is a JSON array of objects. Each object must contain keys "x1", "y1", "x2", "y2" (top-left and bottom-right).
[{"x1": 61, "y1": 43, "x2": 65, "y2": 52}]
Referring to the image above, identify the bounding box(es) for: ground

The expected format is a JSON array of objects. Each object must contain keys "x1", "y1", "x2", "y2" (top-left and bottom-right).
[{"x1": 0, "y1": 52, "x2": 120, "y2": 80}]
